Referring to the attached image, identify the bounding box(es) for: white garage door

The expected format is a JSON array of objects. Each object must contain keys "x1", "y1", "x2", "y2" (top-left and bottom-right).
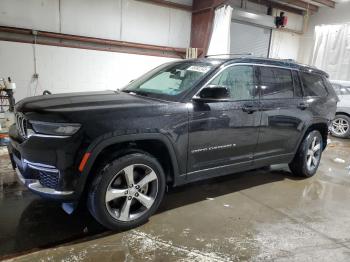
[{"x1": 230, "y1": 21, "x2": 271, "y2": 58}]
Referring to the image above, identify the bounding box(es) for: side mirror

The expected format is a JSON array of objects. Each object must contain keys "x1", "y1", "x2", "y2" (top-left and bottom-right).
[{"x1": 193, "y1": 85, "x2": 230, "y2": 102}]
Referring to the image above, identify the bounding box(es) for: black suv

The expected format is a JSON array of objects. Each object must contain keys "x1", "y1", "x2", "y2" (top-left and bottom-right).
[{"x1": 8, "y1": 57, "x2": 337, "y2": 230}]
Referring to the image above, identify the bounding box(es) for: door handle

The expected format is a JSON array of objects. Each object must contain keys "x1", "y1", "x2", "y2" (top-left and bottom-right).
[
  {"x1": 242, "y1": 104, "x2": 257, "y2": 114},
  {"x1": 298, "y1": 102, "x2": 309, "y2": 110}
]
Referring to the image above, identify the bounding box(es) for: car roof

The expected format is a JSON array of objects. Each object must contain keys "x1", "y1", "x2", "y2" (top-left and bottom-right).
[{"x1": 187, "y1": 56, "x2": 329, "y2": 78}]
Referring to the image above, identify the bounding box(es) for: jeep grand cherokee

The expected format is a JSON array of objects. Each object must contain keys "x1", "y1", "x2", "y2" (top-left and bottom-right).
[{"x1": 8, "y1": 57, "x2": 337, "y2": 230}]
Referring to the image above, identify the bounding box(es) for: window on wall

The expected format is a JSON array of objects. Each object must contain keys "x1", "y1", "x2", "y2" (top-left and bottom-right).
[
  {"x1": 300, "y1": 72, "x2": 328, "y2": 97},
  {"x1": 259, "y1": 67, "x2": 294, "y2": 99},
  {"x1": 209, "y1": 65, "x2": 257, "y2": 100}
]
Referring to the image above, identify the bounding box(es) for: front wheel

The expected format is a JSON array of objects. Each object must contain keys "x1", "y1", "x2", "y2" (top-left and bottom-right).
[
  {"x1": 87, "y1": 153, "x2": 166, "y2": 230},
  {"x1": 289, "y1": 130, "x2": 323, "y2": 178}
]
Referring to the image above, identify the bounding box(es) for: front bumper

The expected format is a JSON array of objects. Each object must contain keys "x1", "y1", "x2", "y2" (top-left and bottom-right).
[
  {"x1": 15, "y1": 167, "x2": 74, "y2": 197},
  {"x1": 8, "y1": 124, "x2": 83, "y2": 201}
]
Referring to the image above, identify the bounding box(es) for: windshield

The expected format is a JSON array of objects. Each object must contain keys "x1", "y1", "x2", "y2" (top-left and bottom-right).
[{"x1": 123, "y1": 61, "x2": 214, "y2": 100}]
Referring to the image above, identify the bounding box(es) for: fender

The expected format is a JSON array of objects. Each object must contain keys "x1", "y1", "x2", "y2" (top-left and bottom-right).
[
  {"x1": 75, "y1": 132, "x2": 182, "y2": 198},
  {"x1": 293, "y1": 117, "x2": 329, "y2": 155}
]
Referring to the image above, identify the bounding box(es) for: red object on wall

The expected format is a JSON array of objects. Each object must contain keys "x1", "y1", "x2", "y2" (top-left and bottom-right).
[
  {"x1": 275, "y1": 12, "x2": 288, "y2": 28},
  {"x1": 282, "y1": 16, "x2": 288, "y2": 27}
]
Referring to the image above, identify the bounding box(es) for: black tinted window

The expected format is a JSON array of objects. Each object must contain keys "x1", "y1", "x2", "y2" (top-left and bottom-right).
[
  {"x1": 301, "y1": 72, "x2": 328, "y2": 97},
  {"x1": 292, "y1": 70, "x2": 302, "y2": 97},
  {"x1": 260, "y1": 67, "x2": 294, "y2": 99},
  {"x1": 210, "y1": 65, "x2": 257, "y2": 100}
]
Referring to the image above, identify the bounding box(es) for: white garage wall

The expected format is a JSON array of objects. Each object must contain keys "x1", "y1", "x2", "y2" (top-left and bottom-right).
[
  {"x1": 298, "y1": 1, "x2": 350, "y2": 65},
  {"x1": 225, "y1": 3, "x2": 303, "y2": 61},
  {"x1": 0, "y1": 0, "x2": 191, "y2": 48},
  {"x1": 0, "y1": 41, "x2": 34, "y2": 101},
  {"x1": 273, "y1": 10, "x2": 303, "y2": 32},
  {"x1": 0, "y1": 0, "x2": 60, "y2": 32},
  {"x1": 0, "y1": 0, "x2": 189, "y2": 101},
  {"x1": 60, "y1": 0, "x2": 123, "y2": 40},
  {"x1": 269, "y1": 30, "x2": 301, "y2": 61},
  {"x1": 0, "y1": 41, "x2": 176, "y2": 101},
  {"x1": 269, "y1": 9, "x2": 303, "y2": 61}
]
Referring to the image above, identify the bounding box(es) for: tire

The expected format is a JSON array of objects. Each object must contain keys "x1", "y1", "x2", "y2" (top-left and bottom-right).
[
  {"x1": 87, "y1": 153, "x2": 166, "y2": 230},
  {"x1": 289, "y1": 130, "x2": 323, "y2": 178},
  {"x1": 331, "y1": 114, "x2": 350, "y2": 138}
]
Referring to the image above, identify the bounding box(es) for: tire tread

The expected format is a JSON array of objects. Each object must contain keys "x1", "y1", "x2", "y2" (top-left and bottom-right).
[{"x1": 289, "y1": 130, "x2": 323, "y2": 178}]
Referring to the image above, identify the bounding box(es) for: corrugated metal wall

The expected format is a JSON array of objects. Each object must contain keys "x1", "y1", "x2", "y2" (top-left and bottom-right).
[
  {"x1": 0, "y1": 0, "x2": 192, "y2": 48},
  {"x1": 230, "y1": 21, "x2": 271, "y2": 57}
]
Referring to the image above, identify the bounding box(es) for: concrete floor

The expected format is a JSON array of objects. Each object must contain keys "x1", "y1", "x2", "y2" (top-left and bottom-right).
[{"x1": 2, "y1": 138, "x2": 350, "y2": 261}]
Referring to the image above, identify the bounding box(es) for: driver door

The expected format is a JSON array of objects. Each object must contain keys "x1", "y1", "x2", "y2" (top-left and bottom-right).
[{"x1": 187, "y1": 65, "x2": 261, "y2": 180}]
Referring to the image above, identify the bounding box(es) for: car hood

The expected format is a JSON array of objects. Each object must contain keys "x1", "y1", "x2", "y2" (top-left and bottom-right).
[{"x1": 15, "y1": 90, "x2": 163, "y2": 113}]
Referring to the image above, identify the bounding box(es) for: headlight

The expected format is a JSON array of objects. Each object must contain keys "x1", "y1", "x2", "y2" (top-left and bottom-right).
[{"x1": 29, "y1": 121, "x2": 81, "y2": 137}]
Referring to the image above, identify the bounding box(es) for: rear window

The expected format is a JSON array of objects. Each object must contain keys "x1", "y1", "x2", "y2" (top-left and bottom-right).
[
  {"x1": 300, "y1": 72, "x2": 328, "y2": 97},
  {"x1": 259, "y1": 67, "x2": 294, "y2": 99}
]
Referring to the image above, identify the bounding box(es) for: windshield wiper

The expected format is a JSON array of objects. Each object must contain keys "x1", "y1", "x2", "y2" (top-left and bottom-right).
[{"x1": 122, "y1": 90, "x2": 149, "y2": 97}]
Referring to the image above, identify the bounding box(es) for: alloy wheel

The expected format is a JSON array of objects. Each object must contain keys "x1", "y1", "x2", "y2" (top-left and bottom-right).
[
  {"x1": 105, "y1": 164, "x2": 158, "y2": 222},
  {"x1": 332, "y1": 118, "x2": 349, "y2": 136},
  {"x1": 306, "y1": 136, "x2": 321, "y2": 171}
]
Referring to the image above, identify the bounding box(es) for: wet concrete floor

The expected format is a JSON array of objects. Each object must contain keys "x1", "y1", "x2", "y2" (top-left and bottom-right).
[{"x1": 2, "y1": 138, "x2": 350, "y2": 261}]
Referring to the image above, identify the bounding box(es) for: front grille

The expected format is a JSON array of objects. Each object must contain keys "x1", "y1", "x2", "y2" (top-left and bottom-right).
[
  {"x1": 38, "y1": 171, "x2": 59, "y2": 189},
  {"x1": 15, "y1": 113, "x2": 28, "y2": 138}
]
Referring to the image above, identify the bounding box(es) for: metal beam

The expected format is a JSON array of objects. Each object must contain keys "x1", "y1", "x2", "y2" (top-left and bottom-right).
[
  {"x1": 311, "y1": 0, "x2": 335, "y2": 8},
  {"x1": 248, "y1": 0, "x2": 305, "y2": 14},
  {"x1": 136, "y1": 0, "x2": 193, "y2": 11},
  {"x1": 277, "y1": 0, "x2": 319, "y2": 12},
  {"x1": 0, "y1": 26, "x2": 189, "y2": 59}
]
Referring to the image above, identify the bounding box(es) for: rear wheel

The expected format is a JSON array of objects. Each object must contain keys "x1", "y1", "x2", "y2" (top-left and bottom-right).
[
  {"x1": 331, "y1": 114, "x2": 350, "y2": 138},
  {"x1": 289, "y1": 130, "x2": 323, "y2": 178},
  {"x1": 87, "y1": 153, "x2": 166, "y2": 230}
]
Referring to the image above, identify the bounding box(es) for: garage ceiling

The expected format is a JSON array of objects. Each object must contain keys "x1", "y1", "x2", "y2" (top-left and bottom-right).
[
  {"x1": 140, "y1": 0, "x2": 335, "y2": 13},
  {"x1": 190, "y1": 0, "x2": 336, "y2": 14},
  {"x1": 248, "y1": 0, "x2": 335, "y2": 13}
]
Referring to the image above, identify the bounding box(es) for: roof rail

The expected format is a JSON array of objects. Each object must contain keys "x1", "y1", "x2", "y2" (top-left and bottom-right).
[
  {"x1": 282, "y1": 59, "x2": 296, "y2": 62},
  {"x1": 205, "y1": 53, "x2": 253, "y2": 58}
]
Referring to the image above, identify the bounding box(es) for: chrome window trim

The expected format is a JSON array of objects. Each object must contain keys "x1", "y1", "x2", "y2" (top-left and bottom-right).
[{"x1": 193, "y1": 63, "x2": 299, "y2": 99}]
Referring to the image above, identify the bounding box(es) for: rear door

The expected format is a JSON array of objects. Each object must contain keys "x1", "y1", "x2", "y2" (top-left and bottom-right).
[
  {"x1": 300, "y1": 71, "x2": 336, "y2": 121},
  {"x1": 254, "y1": 66, "x2": 306, "y2": 165}
]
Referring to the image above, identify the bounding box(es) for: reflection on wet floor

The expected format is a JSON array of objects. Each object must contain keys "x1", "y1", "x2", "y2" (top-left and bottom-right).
[
  {"x1": 2, "y1": 138, "x2": 350, "y2": 261},
  {"x1": 0, "y1": 149, "x2": 105, "y2": 259}
]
